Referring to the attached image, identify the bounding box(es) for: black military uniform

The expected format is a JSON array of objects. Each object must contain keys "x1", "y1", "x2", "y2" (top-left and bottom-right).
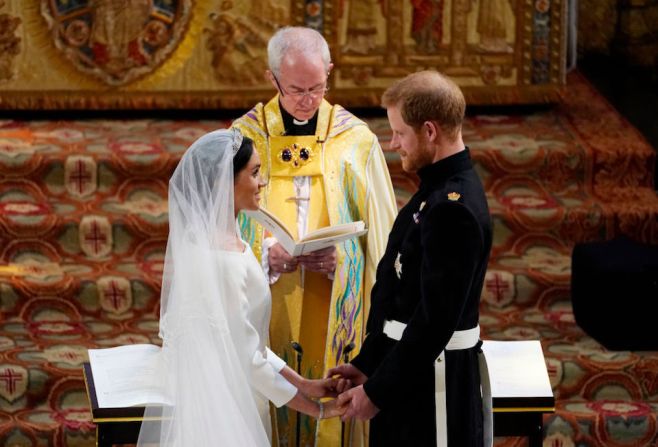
[{"x1": 351, "y1": 148, "x2": 492, "y2": 446}]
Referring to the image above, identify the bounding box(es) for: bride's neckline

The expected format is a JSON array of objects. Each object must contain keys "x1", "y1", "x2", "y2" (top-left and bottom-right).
[{"x1": 218, "y1": 239, "x2": 248, "y2": 255}]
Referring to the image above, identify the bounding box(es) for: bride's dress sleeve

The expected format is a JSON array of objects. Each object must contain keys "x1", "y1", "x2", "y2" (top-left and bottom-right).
[{"x1": 239, "y1": 298, "x2": 298, "y2": 407}]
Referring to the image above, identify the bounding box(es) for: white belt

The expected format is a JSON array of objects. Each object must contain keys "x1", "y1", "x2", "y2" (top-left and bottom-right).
[{"x1": 382, "y1": 320, "x2": 493, "y2": 447}]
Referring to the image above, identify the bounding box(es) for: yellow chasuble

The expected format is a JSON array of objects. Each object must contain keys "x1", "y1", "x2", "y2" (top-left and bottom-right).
[
  {"x1": 266, "y1": 134, "x2": 333, "y2": 384},
  {"x1": 233, "y1": 97, "x2": 397, "y2": 447}
]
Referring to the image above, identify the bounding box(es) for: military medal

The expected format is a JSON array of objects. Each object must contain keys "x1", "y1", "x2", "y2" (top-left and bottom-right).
[
  {"x1": 394, "y1": 252, "x2": 403, "y2": 279},
  {"x1": 413, "y1": 201, "x2": 427, "y2": 224}
]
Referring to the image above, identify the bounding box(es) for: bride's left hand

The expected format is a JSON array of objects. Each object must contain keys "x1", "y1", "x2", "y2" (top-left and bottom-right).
[{"x1": 301, "y1": 377, "x2": 340, "y2": 399}]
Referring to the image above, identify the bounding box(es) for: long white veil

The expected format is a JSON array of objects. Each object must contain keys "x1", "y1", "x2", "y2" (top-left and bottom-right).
[{"x1": 136, "y1": 129, "x2": 270, "y2": 446}]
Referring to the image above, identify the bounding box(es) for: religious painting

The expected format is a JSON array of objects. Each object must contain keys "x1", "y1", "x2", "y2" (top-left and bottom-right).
[
  {"x1": 0, "y1": 0, "x2": 566, "y2": 109},
  {"x1": 204, "y1": 0, "x2": 287, "y2": 86},
  {"x1": 0, "y1": 1, "x2": 21, "y2": 82},
  {"x1": 471, "y1": 0, "x2": 516, "y2": 53},
  {"x1": 410, "y1": 0, "x2": 446, "y2": 53},
  {"x1": 340, "y1": 0, "x2": 385, "y2": 55},
  {"x1": 40, "y1": 0, "x2": 193, "y2": 86},
  {"x1": 332, "y1": 0, "x2": 565, "y2": 104}
]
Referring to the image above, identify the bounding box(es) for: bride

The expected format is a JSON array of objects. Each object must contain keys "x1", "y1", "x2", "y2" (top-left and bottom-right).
[{"x1": 137, "y1": 129, "x2": 344, "y2": 445}]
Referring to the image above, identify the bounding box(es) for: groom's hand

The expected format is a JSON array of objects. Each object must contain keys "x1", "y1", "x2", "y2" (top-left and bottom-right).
[
  {"x1": 338, "y1": 385, "x2": 379, "y2": 421},
  {"x1": 327, "y1": 364, "x2": 367, "y2": 388},
  {"x1": 269, "y1": 243, "x2": 298, "y2": 273},
  {"x1": 322, "y1": 398, "x2": 348, "y2": 419}
]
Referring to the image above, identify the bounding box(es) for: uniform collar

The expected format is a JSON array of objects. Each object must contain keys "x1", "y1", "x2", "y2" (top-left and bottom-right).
[{"x1": 417, "y1": 148, "x2": 472, "y2": 190}]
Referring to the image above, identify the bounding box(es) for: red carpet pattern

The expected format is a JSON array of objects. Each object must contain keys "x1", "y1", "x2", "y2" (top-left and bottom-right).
[{"x1": 0, "y1": 72, "x2": 657, "y2": 446}]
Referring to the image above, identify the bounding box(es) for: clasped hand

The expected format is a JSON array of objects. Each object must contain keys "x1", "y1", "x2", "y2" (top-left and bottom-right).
[
  {"x1": 326, "y1": 364, "x2": 380, "y2": 421},
  {"x1": 299, "y1": 375, "x2": 350, "y2": 419},
  {"x1": 292, "y1": 361, "x2": 379, "y2": 421}
]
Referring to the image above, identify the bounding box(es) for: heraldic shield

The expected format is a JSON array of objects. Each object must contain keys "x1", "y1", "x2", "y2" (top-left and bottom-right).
[{"x1": 41, "y1": 0, "x2": 192, "y2": 86}]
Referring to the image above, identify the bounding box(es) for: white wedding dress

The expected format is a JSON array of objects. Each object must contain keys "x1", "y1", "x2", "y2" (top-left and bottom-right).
[
  {"x1": 220, "y1": 243, "x2": 297, "y2": 440},
  {"x1": 136, "y1": 129, "x2": 297, "y2": 446}
]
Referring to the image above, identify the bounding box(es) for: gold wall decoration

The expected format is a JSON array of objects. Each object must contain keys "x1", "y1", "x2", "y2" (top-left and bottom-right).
[
  {"x1": 332, "y1": 0, "x2": 566, "y2": 104},
  {"x1": 40, "y1": 0, "x2": 193, "y2": 86},
  {"x1": 0, "y1": 0, "x2": 567, "y2": 109},
  {"x1": 203, "y1": 1, "x2": 286, "y2": 86},
  {"x1": 0, "y1": 0, "x2": 21, "y2": 82}
]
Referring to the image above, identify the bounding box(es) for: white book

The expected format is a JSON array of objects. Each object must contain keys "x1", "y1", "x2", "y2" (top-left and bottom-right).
[
  {"x1": 244, "y1": 207, "x2": 368, "y2": 256},
  {"x1": 88, "y1": 344, "x2": 168, "y2": 409},
  {"x1": 481, "y1": 340, "x2": 553, "y2": 401}
]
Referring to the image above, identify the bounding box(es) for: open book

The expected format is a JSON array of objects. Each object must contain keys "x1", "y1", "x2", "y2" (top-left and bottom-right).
[
  {"x1": 87, "y1": 344, "x2": 167, "y2": 411},
  {"x1": 244, "y1": 207, "x2": 368, "y2": 256}
]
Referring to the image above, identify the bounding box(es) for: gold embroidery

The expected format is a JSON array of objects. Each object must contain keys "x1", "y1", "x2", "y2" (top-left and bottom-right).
[{"x1": 448, "y1": 192, "x2": 461, "y2": 201}]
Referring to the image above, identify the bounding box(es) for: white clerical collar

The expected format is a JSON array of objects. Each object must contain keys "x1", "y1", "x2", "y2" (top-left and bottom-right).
[{"x1": 293, "y1": 118, "x2": 309, "y2": 125}]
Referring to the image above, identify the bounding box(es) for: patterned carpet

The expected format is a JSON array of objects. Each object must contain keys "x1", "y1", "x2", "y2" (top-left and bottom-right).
[{"x1": 0, "y1": 71, "x2": 657, "y2": 446}]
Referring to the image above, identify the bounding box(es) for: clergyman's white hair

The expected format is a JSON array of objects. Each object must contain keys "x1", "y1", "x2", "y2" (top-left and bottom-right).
[{"x1": 267, "y1": 27, "x2": 331, "y2": 77}]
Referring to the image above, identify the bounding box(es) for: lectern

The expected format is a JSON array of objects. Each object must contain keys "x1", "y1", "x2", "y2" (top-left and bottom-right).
[{"x1": 84, "y1": 340, "x2": 555, "y2": 446}]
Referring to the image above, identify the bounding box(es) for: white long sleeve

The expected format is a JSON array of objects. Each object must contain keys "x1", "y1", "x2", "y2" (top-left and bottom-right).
[{"x1": 249, "y1": 348, "x2": 297, "y2": 408}]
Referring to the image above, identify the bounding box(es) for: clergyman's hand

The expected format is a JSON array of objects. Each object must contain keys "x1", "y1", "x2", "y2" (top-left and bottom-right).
[
  {"x1": 269, "y1": 242, "x2": 298, "y2": 274},
  {"x1": 298, "y1": 246, "x2": 337, "y2": 274},
  {"x1": 337, "y1": 385, "x2": 379, "y2": 422}
]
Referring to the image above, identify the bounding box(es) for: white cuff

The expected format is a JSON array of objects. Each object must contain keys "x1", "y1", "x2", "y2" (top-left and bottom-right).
[
  {"x1": 271, "y1": 373, "x2": 298, "y2": 407},
  {"x1": 266, "y1": 348, "x2": 297, "y2": 407},
  {"x1": 266, "y1": 347, "x2": 287, "y2": 372},
  {"x1": 262, "y1": 237, "x2": 281, "y2": 285}
]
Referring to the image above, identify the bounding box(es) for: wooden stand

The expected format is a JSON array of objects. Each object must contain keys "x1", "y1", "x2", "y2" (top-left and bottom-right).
[
  {"x1": 483, "y1": 340, "x2": 555, "y2": 447},
  {"x1": 83, "y1": 363, "x2": 160, "y2": 447},
  {"x1": 83, "y1": 340, "x2": 555, "y2": 446}
]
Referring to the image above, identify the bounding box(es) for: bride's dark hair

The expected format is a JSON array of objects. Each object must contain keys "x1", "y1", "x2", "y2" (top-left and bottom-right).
[{"x1": 233, "y1": 136, "x2": 255, "y2": 175}]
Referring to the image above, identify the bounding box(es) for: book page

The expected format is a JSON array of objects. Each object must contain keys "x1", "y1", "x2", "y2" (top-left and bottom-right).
[
  {"x1": 294, "y1": 228, "x2": 369, "y2": 256},
  {"x1": 481, "y1": 340, "x2": 553, "y2": 399},
  {"x1": 245, "y1": 208, "x2": 367, "y2": 256},
  {"x1": 243, "y1": 208, "x2": 296, "y2": 254},
  {"x1": 88, "y1": 344, "x2": 170, "y2": 408},
  {"x1": 300, "y1": 221, "x2": 365, "y2": 242}
]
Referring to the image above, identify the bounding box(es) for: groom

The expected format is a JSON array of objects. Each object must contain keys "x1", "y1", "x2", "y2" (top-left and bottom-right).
[{"x1": 329, "y1": 71, "x2": 493, "y2": 446}]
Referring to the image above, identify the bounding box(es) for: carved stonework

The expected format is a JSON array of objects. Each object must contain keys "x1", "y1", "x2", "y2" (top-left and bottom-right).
[
  {"x1": 40, "y1": 0, "x2": 193, "y2": 86},
  {"x1": 0, "y1": 1, "x2": 21, "y2": 81}
]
